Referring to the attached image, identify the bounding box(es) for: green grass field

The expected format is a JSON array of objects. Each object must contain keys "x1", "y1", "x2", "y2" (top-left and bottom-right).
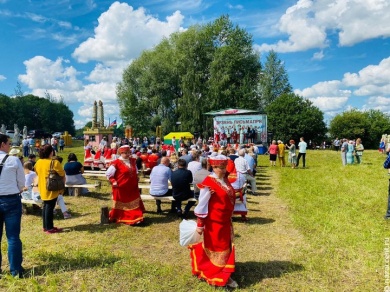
[{"x1": 0, "y1": 145, "x2": 388, "y2": 291}]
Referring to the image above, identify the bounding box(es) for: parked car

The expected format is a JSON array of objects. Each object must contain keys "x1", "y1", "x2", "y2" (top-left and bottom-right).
[
  {"x1": 52, "y1": 132, "x2": 63, "y2": 138},
  {"x1": 5, "y1": 130, "x2": 23, "y2": 139}
]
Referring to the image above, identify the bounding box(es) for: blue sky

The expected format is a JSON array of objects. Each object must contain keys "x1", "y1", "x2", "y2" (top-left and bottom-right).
[{"x1": 1, "y1": 0, "x2": 389, "y2": 129}]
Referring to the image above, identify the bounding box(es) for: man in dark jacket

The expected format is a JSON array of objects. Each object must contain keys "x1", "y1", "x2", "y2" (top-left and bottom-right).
[{"x1": 171, "y1": 159, "x2": 196, "y2": 219}]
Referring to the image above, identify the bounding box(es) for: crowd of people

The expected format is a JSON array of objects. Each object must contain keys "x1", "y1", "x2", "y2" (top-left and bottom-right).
[
  {"x1": 1, "y1": 128, "x2": 386, "y2": 286},
  {"x1": 98, "y1": 138, "x2": 261, "y2": 288}
]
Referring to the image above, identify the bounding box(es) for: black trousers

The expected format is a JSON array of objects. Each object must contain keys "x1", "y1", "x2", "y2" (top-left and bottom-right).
[
  {"x1": 296, "y1": 153, "x2": 306, "y2": 167},
  {"x1": 42, "y1": 198, "x2": 58, "y2": 230}
]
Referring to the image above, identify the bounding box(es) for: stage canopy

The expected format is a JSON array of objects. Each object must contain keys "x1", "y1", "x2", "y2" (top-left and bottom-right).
[{"x1": 204, "y1": 108, "x2": 259, "y2": 116}]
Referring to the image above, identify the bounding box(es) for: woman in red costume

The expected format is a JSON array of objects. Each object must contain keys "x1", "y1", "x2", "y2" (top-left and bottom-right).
[
  {"x1": 105, "y1": 145, "x2": 144, "y2": 225},
  {"x1": 189, "y1": 155, "x2": 238, "y2": 288}
]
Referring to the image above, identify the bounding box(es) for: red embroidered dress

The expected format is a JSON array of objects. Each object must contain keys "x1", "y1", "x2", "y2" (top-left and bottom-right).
[
  {"x1": 189, "y1": 175, "x2": 236, "y2": 286},
  {"x1": 108, "y1": 158, "x2": 144, "y2": 225}
]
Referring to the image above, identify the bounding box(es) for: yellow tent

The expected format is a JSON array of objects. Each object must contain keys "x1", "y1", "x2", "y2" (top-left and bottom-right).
[
  {"x1": 164, "y1": 132, "x2": 194, "y2": 149},
  {"x1": 164, "y1": 132, "x2": 194, "y2": 141}
]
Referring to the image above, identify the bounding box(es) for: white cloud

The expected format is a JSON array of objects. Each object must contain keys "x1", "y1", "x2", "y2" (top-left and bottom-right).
[
  {"x1": 295, "y1": 80, "x2": 351, "y2": 113},
  {"x1": 363, "y1": 96, "x2": 390, "y2": 114},
  {"x1": 308, "y1": 96, "x2": 349, "y2": 112},
  {"x1": 256, "y1": 0, "x2": 390, "y2": 53},
  {"x1": 164, "y1": 0, "x2": 204, "y2": 11},
  {"x1": 0, "y1": 74, "x2": 6, "y2": 81},
  {"x1": 18, "y1": 56, "x2": 82, "y2": 93},
  {"x1": 295, "y1": 80, "x2": 350, "y2": 98},
  {"x1": 86, "y1": 62, "x2": 128, "y2": 83},
  {"x1": 312, "y1": 50, "x2": 324, "y2": 60},
  {"x1": 295, "y1": 56, "x2": 390, "y2": 115},
  {"x1": 72, "y1": 2, "x2": 184, "y2": 64},
  {"x1": 343, "y1": 57, "x2": 390, "y2": 93},
  {"x1": 227, "y1": 3, "x2": 244, "y2": 10}
]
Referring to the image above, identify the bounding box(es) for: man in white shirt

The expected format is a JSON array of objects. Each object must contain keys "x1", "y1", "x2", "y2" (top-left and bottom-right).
[
  {"x1": 234, "y1": 149, "x2": 257, "y2": 194},
  {"x1": 296, "y1": 137, "x2": 308, "y2": 168},
  {"x1": 187, "y1": 153, "x2": 202, "y2": 178},
  {"x1": 0, "y1": 134, "x2": 25, "y2": 277},
  {"x1": 150, "y1": 157, "x2": 174, "y2": 214}
]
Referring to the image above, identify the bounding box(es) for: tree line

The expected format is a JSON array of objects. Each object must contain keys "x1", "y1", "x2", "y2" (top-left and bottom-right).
[{"x1": 0, "y1": 93, "x2": 75, "y2": 136}]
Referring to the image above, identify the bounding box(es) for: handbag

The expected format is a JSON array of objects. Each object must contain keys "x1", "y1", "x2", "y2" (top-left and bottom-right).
[
  {"x1": 46, "y1": 160, "x2": 65, "y2": 191},
  {"x1": 179, "y1": 219, "x2": 201, "y2": 246}
]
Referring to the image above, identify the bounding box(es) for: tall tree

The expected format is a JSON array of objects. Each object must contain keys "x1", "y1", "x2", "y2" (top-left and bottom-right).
[
  {"x1": 257, "y1": 50, "x2": 292, "y2": 112},
  {"x1": 266, "y1": 93, "x2": 326, "y2": 143},
  {"x1": 117, "y1": 15, "x2": 261, "y2": 137}
]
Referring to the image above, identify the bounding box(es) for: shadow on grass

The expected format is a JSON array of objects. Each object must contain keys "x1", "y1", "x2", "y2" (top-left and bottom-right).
[
  {"x1": 25, "y1": 252, "x2": 121, "y2": 277},
  {"x1": 258, "y1": 186, "x2": 273, "y2": 191},
  {"x1": 250, "y1": 191, "x2": 271, "y2": 196},
  {"x1": 235, "y1": 260, "x2": 304, "y2": 287},
  {"x1": 144, "y1": 211, "x2": 187, "y2": 226},
  {"x1": 68, "y1": 222, "x2": 121, "y2": 233},
  {"x1": 79, "y1": 191, "x2": 110, "y2": 201},
  {"x1": 247, "y1": 216, "x2": 275, "y2": 225},
  {"x1": 233, "y1": 216, "x2": 275, "y2": 225}
]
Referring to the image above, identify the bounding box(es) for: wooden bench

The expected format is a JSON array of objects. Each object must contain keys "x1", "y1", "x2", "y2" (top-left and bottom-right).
[
  {"x1": 140, "y1": 194, "x2": 197, "y2": 202},
  {"x1": 65, "y1": 182, "x2": 101, "y2": 196},
  {"x1": 83, "y1": 170, "x2": 107, "y2": 177}
]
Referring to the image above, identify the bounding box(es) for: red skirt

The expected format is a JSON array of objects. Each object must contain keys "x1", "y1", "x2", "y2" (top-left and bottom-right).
[
  {"x1": 188, "y1": 242, "x2": 235, "y2": 286},
  {"x1": 109, "y1": 197, "x2": 145, "y2": 225}
]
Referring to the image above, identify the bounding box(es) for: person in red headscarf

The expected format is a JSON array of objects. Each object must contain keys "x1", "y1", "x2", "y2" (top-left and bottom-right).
[
  {"x1": 105, "y1": 145, "x2": 144, "y2": 225},
  {"x1": 188, "y1": 155, "x2": 238, "y2": 288}
]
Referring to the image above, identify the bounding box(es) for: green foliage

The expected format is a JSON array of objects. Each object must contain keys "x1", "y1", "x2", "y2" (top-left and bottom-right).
[
  {"x1": 329, "y1": 109, "x2": 390, "y2": 148},
  {"x1": 257, "y1": 50, "x2": 292, "y2": 111},
  {"x1": 0, "y1": 94, "x2": 75, "y2": 135},
  {"x1": 117, "y1": 15, "x2": 261, "y2": 137},
  {"x1": 266, "y1": 92, "x2": 327, "y2": 143}
]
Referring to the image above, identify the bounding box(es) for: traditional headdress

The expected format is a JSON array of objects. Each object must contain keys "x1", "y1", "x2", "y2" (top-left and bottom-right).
[
  {"x1": 119, "y1": 145, "x2": 131, "y2": 154},
  {"x1": 208, "y1": 155, "x2": 228, "y2": 167}
]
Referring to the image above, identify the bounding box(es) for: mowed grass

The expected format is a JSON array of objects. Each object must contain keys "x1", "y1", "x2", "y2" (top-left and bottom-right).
[{"x1": 0, "y1": 145, "x2": 387, "y2": 291}]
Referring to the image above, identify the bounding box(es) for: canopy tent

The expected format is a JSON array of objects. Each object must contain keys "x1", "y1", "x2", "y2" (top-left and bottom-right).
[
  {"x1": 204, "y1": 108, "x2": 259, "y2": 116},
  {"x1": 164, "y1": 132, "x2": 194, "y2": 140},
  {"x1": 164, "y1": 132, "x2": 194, "y2": 150}
]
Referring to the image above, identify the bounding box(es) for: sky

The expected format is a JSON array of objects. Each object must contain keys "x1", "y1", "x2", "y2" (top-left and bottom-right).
[{"x1": 1, "y1": 0, "x2": 390, "y2": 129}]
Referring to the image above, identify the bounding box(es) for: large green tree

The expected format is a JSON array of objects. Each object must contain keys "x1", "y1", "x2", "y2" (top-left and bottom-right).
[
  {"x1": 329, "y1": 109, "x2": 390, "y2": 148},
  {"x1": 266, "y1": 93, "x2": 327, "y2": 143},
  {"x1": 117, "y1": 15, "x2": 261, "y2": 137},
  {"x1": 257, "y1": 50, "x2": 292, "y2": 112}
]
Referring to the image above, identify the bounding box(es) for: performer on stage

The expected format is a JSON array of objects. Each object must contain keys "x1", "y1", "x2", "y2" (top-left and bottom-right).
[
  {"x1": 189, "y1": 155, "x2": 238, "y2": 288},
  {"x1": 105, "y1": 145, "x2": 144, "y2": 225}
]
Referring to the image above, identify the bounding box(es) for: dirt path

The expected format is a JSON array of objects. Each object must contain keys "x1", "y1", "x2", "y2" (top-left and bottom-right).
[{"x1": 232, "y1": 163, "x2": 308, "y2": 290}]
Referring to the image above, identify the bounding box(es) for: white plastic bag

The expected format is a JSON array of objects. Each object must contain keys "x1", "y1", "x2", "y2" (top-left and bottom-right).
[{"x1": 179, "y1": 219, "x2": 201, "y2": 246}]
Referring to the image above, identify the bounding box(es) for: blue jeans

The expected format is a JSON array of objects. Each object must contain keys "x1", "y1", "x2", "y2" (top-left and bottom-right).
[
  {"x1": 0, "y1": 194, "x2": 23, "y2": 276},
  {"x1": 386, "y1": 180, "x2": 390, "y2": 218}
]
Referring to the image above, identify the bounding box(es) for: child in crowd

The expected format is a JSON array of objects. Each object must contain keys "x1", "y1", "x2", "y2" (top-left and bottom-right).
[{"x1": 21, "y1": 161, "x2": 37, "y2": 200}]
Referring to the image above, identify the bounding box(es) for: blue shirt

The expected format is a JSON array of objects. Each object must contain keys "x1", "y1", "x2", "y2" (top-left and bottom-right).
[
  {"x1": 64, "y1": 161, "x2": 83, "y2": 175},
  {"x1": 244, "y1": 153, "x2": 255, "y2": 172},
  {"x1": 298, "y1": 141, "x2": 307, "y2": 153},
  {"x1": 150, "y1": 164, "x2": 172, "y2": 196}
]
